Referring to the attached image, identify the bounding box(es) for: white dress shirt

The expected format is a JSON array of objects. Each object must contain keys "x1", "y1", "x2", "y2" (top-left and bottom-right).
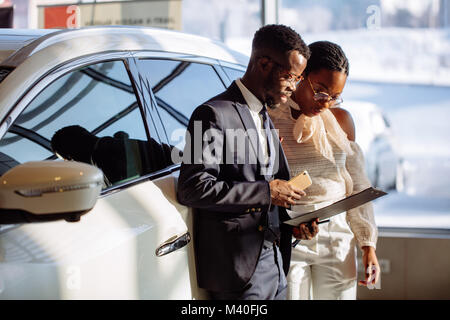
[{"x1": 235, "y1": 78, "x2": 269, "y2": 163}]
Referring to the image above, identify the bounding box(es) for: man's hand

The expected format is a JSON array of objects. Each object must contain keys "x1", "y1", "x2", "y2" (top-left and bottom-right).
[
  {"x1": 358, "y1": 246, "x2": 381, "y2": 287},
  {"x1": 292, "y1": 218, "x2": 319, "y2": 240},
  {"x1": 269, "y1": 179, "x2": 305, "y2": 208}
]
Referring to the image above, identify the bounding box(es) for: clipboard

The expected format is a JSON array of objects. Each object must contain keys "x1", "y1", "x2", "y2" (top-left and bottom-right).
[{"x1": 284, "y1": 187, "x2": 387, "y2": 226}]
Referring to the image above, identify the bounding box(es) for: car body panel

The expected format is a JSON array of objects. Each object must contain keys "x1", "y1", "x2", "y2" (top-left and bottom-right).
[
  {"x1": 0, "y1": 173, "x2": 192, "y2": 299},
  {"x1": 342, "y1": 100, "x2": 400, "y2": 190},
  {"x1": 0, "y1": 29, "x2": 57, "y2": 63}
]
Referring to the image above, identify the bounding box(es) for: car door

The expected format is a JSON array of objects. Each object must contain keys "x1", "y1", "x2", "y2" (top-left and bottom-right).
[
  {"x1": 131, "y1": 53, "x2": 237, "y2": 299},
  {"x1": 0, "y1": 54, "x2": 192, "y2": 299}
]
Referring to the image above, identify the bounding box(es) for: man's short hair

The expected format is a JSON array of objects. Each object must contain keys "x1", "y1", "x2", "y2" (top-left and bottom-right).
[{"x1": 252, "y1": 24, "x2": 310, "y2": 60}]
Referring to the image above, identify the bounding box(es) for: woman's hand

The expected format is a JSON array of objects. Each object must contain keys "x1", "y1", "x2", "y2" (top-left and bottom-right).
[{"x1": 359, "y1": 246, "x2": 381, "y2": 287}]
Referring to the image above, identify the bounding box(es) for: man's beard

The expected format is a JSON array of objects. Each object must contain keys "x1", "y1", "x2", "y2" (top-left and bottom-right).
[
  {"x1": 265, "y1": 96, "x2": 278, "y2": 109},
  {"x1": 262, "y1": 71, "x2": 280, "y2": 109}
]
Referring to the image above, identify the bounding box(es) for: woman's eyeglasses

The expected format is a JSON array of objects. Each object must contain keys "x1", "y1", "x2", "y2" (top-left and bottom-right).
[{"x1": 307, "y1": 77, "x2": 343, "y2": 106}]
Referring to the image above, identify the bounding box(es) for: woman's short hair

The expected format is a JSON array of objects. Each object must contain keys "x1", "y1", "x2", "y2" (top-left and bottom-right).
[{"x1": 305, "y1": 41, "x2": 349, "y2": 76}]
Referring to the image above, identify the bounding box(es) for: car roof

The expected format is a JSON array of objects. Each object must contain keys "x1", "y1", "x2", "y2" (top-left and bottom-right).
[
  {"x1": 0, "y1": 26, "x2": 248, "y2": 124},
  {"x1": 0, "y1": 29, "x2": 59, "y2": 64},
  {"x1": 0, "y1": 26, "x2": 248, "y2": 67}
]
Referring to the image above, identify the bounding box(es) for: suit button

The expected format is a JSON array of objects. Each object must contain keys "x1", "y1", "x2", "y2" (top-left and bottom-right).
[{"x1": 258, "y1": 225, "x2": 265, "y2": 232}]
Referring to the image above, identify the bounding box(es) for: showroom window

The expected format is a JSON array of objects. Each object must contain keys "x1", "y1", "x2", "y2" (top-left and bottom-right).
[
  {"x1": 137, "y1": 59, "x2": 226, "y2": 158},
  {"x1": 0, "y1": 60, "x2": 174, "y2": 187}
]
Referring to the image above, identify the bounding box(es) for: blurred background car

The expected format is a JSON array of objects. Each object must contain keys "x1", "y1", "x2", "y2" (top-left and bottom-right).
[{"x1": 342, "y1": 100, "x2": 401, "y2": 191}]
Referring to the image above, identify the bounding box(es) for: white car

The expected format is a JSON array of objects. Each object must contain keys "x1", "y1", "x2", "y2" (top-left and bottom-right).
[
  {"x1": 342, "y1": 100, "x2": 400, "y2": 191},
  {"x1": 0, "y1": 26, "x2": 248, "y2": 299}
]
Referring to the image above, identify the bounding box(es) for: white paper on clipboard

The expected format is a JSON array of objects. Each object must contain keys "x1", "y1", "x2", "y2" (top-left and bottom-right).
[{"x1": 283, "y1": 187, "x2": 387, "y2": 226}]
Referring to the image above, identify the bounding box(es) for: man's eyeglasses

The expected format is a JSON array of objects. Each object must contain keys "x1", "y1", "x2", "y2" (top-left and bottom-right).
[
  {"x1": 307, "y1": 77, "x2": 343, "y2": 106},
  {"x1": 261, "y1": 56, "x2": 304, "y2": 86}
]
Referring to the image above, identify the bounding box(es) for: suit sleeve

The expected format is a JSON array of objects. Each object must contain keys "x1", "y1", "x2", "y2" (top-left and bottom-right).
[{"x1": 177, "y1": 104, "x2": 271, "y2": 213}]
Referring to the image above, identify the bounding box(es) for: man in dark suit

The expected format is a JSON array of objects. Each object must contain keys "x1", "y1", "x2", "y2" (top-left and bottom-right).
[{"x1": 177, "y1": 24, "x2": 318, "y2": 300}]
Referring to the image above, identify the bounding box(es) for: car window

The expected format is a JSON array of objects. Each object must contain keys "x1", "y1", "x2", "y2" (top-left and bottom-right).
[
  {"x1": 222, "y1": 66, "x2": 245, "y2": 82},
  {"x1": 137, "y1": 59, "x2": 226, "y2": 158},
  {"x1": 0, "y1": 60, "x2": 174, "y2": 187},
  {"x1": 0, "y1": 67, "x2": 13, "y2": 84}
]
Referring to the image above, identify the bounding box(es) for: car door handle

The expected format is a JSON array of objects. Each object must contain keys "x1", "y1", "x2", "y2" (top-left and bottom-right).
[{"x1": 155, "y1": 232, "x2": 191, "y2": 257}]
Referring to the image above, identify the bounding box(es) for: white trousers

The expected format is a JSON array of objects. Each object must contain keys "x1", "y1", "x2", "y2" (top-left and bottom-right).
[{"x1": 287, "y1": 212, "x2": 358, "y2": 300}]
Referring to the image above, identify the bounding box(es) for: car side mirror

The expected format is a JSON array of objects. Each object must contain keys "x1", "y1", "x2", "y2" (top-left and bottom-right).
[{"x1": 0, "y1": 161, "x2": 103, "y2": 224}]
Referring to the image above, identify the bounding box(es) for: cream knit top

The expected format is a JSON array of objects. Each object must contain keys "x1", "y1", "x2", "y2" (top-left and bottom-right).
[{"x1": 269, "y1": 98, "x2": 378, "y2": 249}]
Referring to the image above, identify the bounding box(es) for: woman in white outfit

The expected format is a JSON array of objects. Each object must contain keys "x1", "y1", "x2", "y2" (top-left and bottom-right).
[{"x1": 268, "y1": 41, "x2": 380, "y2": 300}]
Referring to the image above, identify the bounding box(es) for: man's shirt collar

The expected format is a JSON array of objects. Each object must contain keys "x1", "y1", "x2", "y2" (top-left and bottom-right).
[{"x1": 235, "y1": 78, "x2": 264, "y2": 113}]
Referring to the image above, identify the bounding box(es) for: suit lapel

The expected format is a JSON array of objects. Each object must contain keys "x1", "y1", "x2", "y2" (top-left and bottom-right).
[
  {"x1": 234, "y1": 101, "x2": 261, "y2": 162},
  {"x1": 224, "y1": 82, "x2": 261, "y2": 168},
  {"x1": 227, "y1": 81, "x2": 289, "y2": 181},
  {"x1": 229, "y1": 82, "x2": 272, "y2": 176}
]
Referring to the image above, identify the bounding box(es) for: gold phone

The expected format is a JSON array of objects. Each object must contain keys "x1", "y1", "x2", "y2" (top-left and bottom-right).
[{"x1": 288, "y1": 170, "x2": 312, "y2": 191}]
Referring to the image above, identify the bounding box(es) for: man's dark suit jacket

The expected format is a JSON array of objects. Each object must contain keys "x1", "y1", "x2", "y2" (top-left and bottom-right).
[{"x1": 177, "y1": 81, "x2": 293, "y2": 293}]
